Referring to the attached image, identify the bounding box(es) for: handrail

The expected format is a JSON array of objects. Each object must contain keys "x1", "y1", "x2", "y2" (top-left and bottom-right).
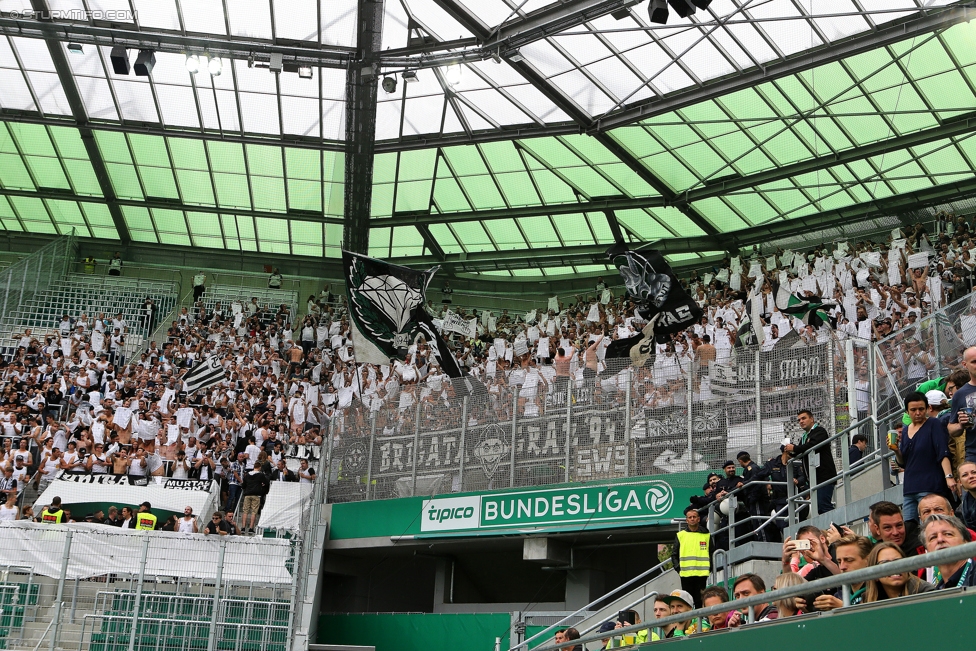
[
  {"x1": 509, "y1": 557, "x2": 672, "y2": 651},
  {"x1": 32, "y1": 615, "x2": 55, "y2": 651},
  {"x1": 575, "y1": 591, "x2": 659, "y2": 639},
  {"x1": 528, "y1": 539, "x2": 976, "y2": 651}
]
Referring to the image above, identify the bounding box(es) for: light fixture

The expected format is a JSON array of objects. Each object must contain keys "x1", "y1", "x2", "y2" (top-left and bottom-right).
[
  {"x1": 110, "y1": 46, "x2": 130, "y2": 75},
  {"x1": 298, "y1": 66, "x2": 313, "y2": 79},
  {"x1": 445, "y1": 63, "x2": 462, "y2": 87},
  {"x1": 381, "y1": 75, "x2": 397, "y2": 93},
  {"x1": 610, "y1": 8, "x2": 630, "y2": 20},
  {"x1": 491, "y1": 51, "x2": 501, "y2": 64},
  {"x1": 185, "y1": 54, "x2": 200, "y2": 74},
  {"x1": 207, "y1": 56, "x2": 222, "y2": 77},
  {"x1": 649, "y1": 0, "x2": 669, "y2": 24},
  {"x1": 66, "y1": 43, "x2": 84, "y2": 55},
  {"x1": 667, "y1": 0, "x2": 696, "y2": 19},
  {"x1": 402, "y1": 70, "x2": 418, "y2": 83},
  {"x1": 691, "y1": 0, "x2": 713, "y2": 8},
  {"x1": 134, "y1": 49, "x2": 156, "y2": 76},
  {"x1": 269, "y1": 53, "x2": 283, "y2": 73},
  {"x1": 507, "y1": 50, "x2": 524, "y2": 63}
]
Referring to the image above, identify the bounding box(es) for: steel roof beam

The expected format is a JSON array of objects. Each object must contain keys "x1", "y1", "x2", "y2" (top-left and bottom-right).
[
  {"x1": 0, "y1": 187, "x2": 344, "y2": 225},
  {"x1": 592, "y1": 3, "x2": 976, "y2": 132},
  {"x1": 27, "y1": 0, "x2": 130, "y2": 243},
  {"x1": 0, "y1": 16, "x2": 353, "y2": 67}
]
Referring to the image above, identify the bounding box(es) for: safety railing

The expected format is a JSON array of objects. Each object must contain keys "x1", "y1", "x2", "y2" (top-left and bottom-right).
[
  {"x1": 508, "y1": 557, "x2": 672, "y2": 651},
  {"x1": 528, "y1": 539, "x2": 976, "y2": 651}
]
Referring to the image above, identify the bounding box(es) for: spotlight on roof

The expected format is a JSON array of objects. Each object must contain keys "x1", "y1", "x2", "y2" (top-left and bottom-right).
[
  {"x1": 269, "y1": 53, "x2": 283, "y2": 74},
  {"x1": 110, "y1": 46, "x2": 130, "y2": 75},
  {"x1": 610, "y1": 8, "x2": 630, "y2": 20},
  {"x1": 507, "y1": 50, "x2": 524, "y2": 63},
  {"x1": 402, "y1": 70, "x2": 418, "y2": 83},
  {"x1": 667, "y1": 0, "x2": 696, "y2": 19},
  {"x1": 491, "y1": 51, "x2": 501, "y2": 64},
  {"x1": 691, "y1": 0, "x2": 713, "y2": 9},
  {"x1": 298, "y1": 66, "x2": 313, "y2": 79},
  {"x1": 133, "y1": 49, "x2": 156, "y2": 76},
  {"x1": 207, "y1": 56, "x2": 223, "y2": 77},
  {"x1": 381, "y1": 75, "x2": 397, "y2": 93},
  {"x1": 66, "y1": 43, "x2": 84, "y2": 55},
  {"x1": 185, "y1": 54, "x2": 201, "y2": 74},
  {"x1": 649, "y1": 0, "x2": 669, "y2": 23}
]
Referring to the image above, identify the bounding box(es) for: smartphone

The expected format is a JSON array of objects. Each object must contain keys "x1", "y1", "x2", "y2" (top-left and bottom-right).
[
  {"x1": 618, "y1": 611, "x2": 636, "y2": 626},
  {"x1": 793, "y1": 538, "x2": 812, "y2": 551}
]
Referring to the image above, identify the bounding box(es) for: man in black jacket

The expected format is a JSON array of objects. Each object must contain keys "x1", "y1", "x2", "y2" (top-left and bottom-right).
[
  {"x1": 784, "y1": 410, "x2": 837, "y2": 514},
  {"x1": 271, "y1": 460, "x2": 297, "y2": 482},
  {"x1": 241, "y1": 462, "x2": 270, "y2": 534}
]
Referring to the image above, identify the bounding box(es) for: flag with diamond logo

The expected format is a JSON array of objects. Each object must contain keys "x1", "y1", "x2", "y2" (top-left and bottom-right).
[{"x1": 343, "y1": 250, "x2": 463, "y2": 377}]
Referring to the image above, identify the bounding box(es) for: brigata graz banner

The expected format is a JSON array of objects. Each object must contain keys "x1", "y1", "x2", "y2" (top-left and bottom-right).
[{"x1": 419, "y1": 480, "x2": 687, "y2": 534}]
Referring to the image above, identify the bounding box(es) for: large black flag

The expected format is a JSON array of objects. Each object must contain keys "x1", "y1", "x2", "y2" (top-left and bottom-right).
[
  {"x1": 605, "y1": 245, "x2": 703, "y2": 361},
  {"x1": 343, "y1": 251, "x2": 463, "y2": 378}
]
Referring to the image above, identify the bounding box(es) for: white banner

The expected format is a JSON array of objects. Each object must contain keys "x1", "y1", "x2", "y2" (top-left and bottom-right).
[
  {"x1": 908, "y1": 252, "x2": 930, "y2": 269},
  {"x1": 441, "y1": 311, "x2": 473, "y2": 337},
  {"x1": 259, "y1": 482, "x2": 313, "y2": 532},
  {"x1": 39, "y1": 473, "x2": 218, "y2": 521},
  {"x1": 0, "y1": 521, "x2": 294, "y2": 583}
]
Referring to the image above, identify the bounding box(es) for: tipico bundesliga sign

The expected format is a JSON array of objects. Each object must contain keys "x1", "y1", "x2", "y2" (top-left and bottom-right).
[{"x1": 420, "y1": 481, "x2": 675, "y2": 534}]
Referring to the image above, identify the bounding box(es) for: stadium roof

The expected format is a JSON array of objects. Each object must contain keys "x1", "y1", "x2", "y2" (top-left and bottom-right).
[{"x1": 0, "y1": 0, "x2": 975, "y2": 279}]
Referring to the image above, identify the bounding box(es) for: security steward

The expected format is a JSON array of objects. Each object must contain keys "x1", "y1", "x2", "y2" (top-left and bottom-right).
[
  {"x1": 41, "y1": 496, "x2": 65, "y2": 524},
  {"x1": 671, "y1": 505, "x2": 711, "y2": 608},
  {"x1": 134, "y1": 501, "x2": 157, "y2": 530}
]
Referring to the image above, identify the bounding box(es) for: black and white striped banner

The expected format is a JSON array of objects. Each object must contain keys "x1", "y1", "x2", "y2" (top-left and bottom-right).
[{"x1": 181, "y1": 356, "x2": 226, "y2": 394}]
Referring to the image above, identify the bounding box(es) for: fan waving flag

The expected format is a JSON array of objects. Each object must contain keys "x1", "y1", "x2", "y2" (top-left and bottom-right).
[
  {"x1": 604, "y1": 245, "x2": 702, "y2": 361},
  {"x1": 343, "y1": 251, "x2": 463, "y2": 378},
  {"x1": 775, "y1": 285, "x2": 833, "y2": 329},
  {"x1": 735, "y1": 284, "x2": 765, "y2": 348},
  {"x1": 181, "y1": 356, "x2": 227, "y2": 394}
]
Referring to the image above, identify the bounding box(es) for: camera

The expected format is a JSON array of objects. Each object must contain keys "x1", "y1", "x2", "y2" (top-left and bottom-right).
[{"x1": 793, "y1": 538, "x2": 812, "y2": 551}]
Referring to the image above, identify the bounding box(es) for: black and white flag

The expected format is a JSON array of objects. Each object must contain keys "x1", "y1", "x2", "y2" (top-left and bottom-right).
[
  {"x1": 181, "y1": 356, "x2": 226, "y2": 394},
  {"x1": 604, "y1": 245, "x2": 703, "y2": 361},
  {"x1": 343, "y1": 250, "x2": 464, "y2": 378}
]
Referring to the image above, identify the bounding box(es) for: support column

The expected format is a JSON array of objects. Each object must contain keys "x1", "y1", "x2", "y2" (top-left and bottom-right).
[{"x1": 343, "y1": 0, "x2": 386, "y2": 254}]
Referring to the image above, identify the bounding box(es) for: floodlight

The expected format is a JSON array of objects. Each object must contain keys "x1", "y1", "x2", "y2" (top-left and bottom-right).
[
  {"x1": 185, "y1": 54, "x2": 201, "y2": 74},
  {"x1": 208, "y1": 56, "x2": 223, "y2": 77},
  {"x1": 402, "y1": 70, "x2": 418, "y2": 83},
  {"x1": 381, "y1": 76, "x2": 397, "y2": 93},
  {"x1": 133, "y1": 49, "x2": 156, "y2": 76},
  {"x1": 491, "y1": 52, "x2": 501, "y2": 64},
  {"x1": 66, "y1": 43, "x2": 83, "y2": 55},
  {"x1": 445, "y1": 63, "x2": 462, "y2": 87},
  {"x1": 269, "y1": 53, "x2": 283, "y2": 73},
  {"x1": 611, "y1": 8, "x2": 630, "y2": 20},
  {"x1": 507, "y1": 50, "x2": 524, "y2": 63},
  {"x1": 667, "y1": 0, "x2": 696, "y2": 18},
  {"x1": 649, "y1": 0, "x2": 669, "y2": 24},
  {"x1": 691, "y1": 0, "x2": 713, "y2": 9},
  {"x1": 110, "y1": 46, "x2": 130, "y2": 75},
  {"x1": 298, "y1": 66, "x2": 313, "y2": 79}
]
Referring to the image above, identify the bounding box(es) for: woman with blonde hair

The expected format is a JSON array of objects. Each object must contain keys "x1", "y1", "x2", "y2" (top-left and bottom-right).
[
  {"x1": 864, "y1": 542, "x2": 935, "y2": 602},
  {"x1": 772, "y1": 572, "x2": 807, "y2": 617}
]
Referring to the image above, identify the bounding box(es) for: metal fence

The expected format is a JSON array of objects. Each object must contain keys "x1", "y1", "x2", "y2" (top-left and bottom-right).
[
  {"x1": 324, "y1": 338, "x2": 867, "y2": 503},
  {"x1": 0, "y1": 523, "x2": 301, "y2": 651},
  {"x1": 0, "y1": 231, "x2": 77, "y2": 332}
]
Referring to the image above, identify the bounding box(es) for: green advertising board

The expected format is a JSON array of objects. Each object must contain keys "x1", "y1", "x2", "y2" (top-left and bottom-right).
[{"x1": 328, "y1": 472, "x2": 706, "y2": 540}]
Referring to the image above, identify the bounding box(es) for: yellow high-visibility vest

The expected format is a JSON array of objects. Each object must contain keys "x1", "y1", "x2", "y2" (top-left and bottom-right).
[
  {"x1": 676, "y1": 530, "x2": 710, "y2": 577},
  {"x1": 40, "y1": 508, "x2": 63, "y2": 524},
  {"x1": 135, "y1": 512, "x2": 157, "y2": 530}
]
